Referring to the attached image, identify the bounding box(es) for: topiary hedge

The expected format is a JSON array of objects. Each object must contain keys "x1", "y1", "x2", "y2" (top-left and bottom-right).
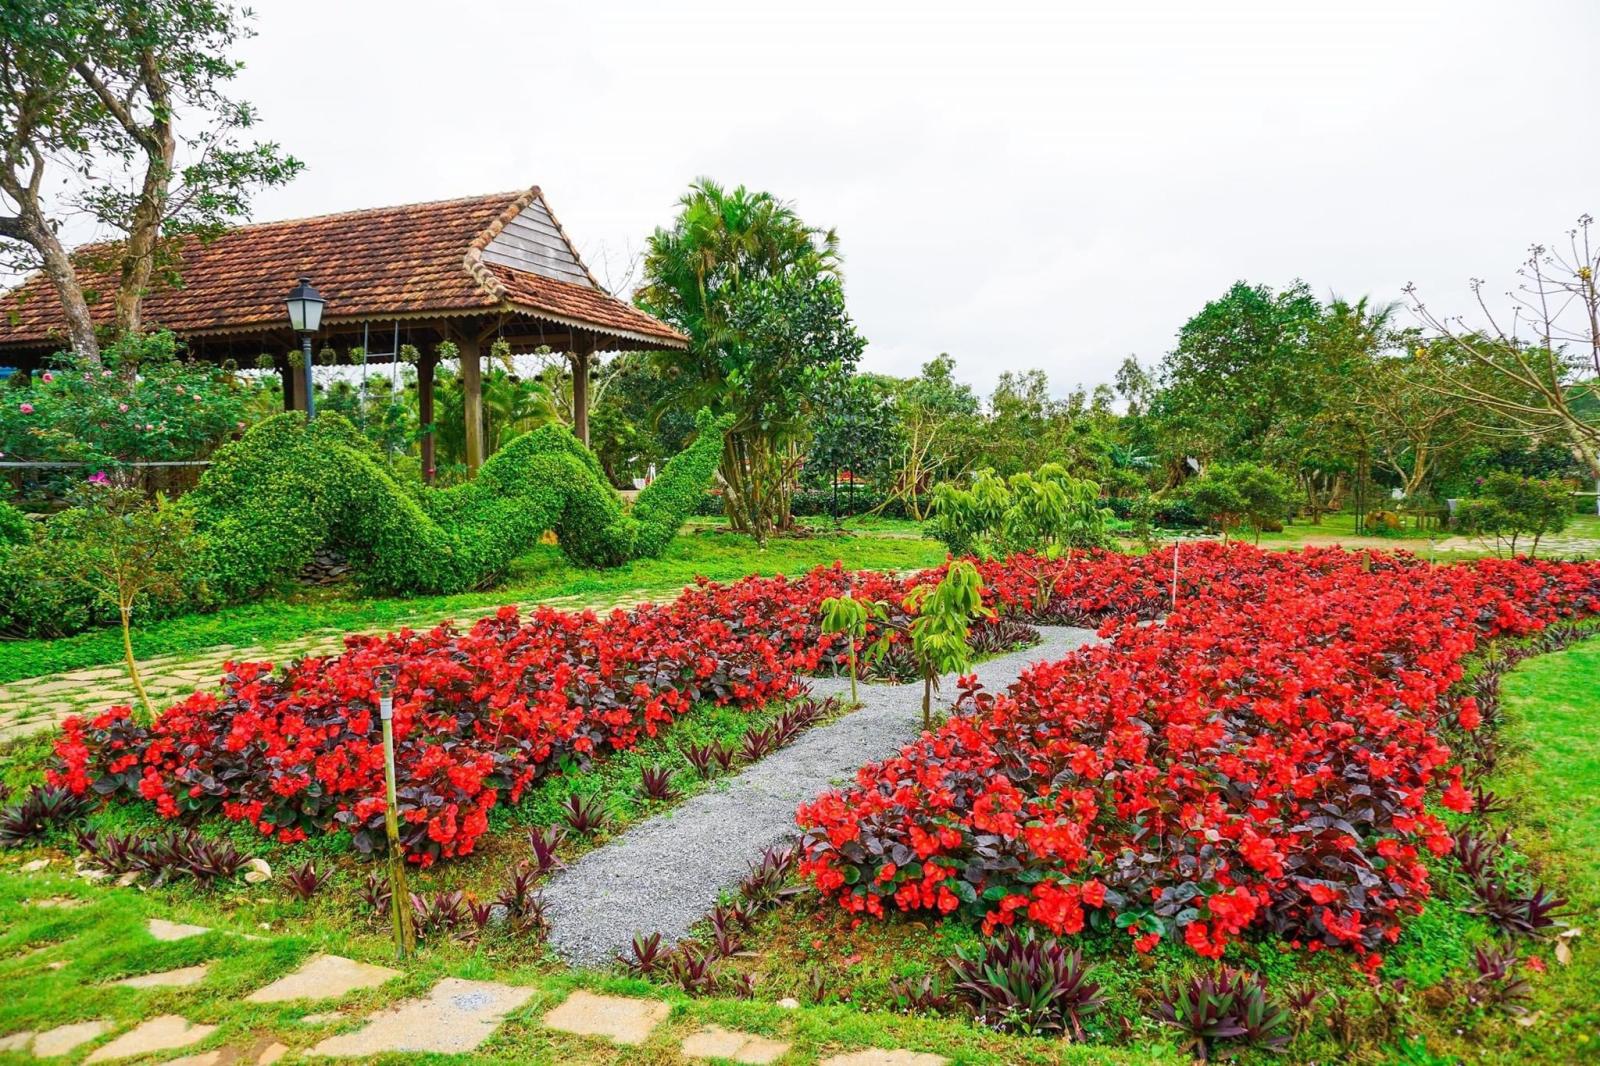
[{"x1": 0, "y1": 409, "x2": 731, "y2": 636}]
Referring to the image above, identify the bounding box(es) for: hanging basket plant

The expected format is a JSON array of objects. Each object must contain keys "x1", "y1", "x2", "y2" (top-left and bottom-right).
[
  {"x1": 317, "y1": 346, "x2": 338, "y2": 366},
  {"x1": 349, "y1": 346, "x2": 367, "y2": 365},
  {"x1": 435, "y1": 339, "x2": 460, "y2": 362},
  {"x1": 490, "y1": 337, "x2": 513, "y2": 371},
  {"x1": 255, "y1": 353, "x2": 276, "y2": 370},
  {"x1": 398, "y1": 343, "x2": 420, "y2": 366},
  {"x1": 287, "y1": 350, "x2": 305, "y2": 371}
]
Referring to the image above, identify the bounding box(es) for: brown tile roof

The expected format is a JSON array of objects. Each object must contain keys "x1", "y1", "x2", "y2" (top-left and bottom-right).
[{"x1": 0, "y1": 187, "x2": 686, "y2": 350}]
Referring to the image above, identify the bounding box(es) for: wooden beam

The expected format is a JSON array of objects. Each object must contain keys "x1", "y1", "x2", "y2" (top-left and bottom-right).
[
  {"x1": 419, "y1": 350, "x2": 437, "y2": 482},
  {"x1": 460, "y1": 334, "x2": 485, "y2": 473}
]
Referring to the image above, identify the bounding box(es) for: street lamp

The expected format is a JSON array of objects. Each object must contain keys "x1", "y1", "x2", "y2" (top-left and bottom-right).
[
  {"x1": 373, "y1": 664, "x2": 415, "y2": 959},
  {"x1": 285, "y1": 276, "x2": 325, "y2": 420}
]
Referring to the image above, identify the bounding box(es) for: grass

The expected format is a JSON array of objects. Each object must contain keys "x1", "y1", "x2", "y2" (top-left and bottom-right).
[
  {"x1": 0, "y1": 526, "x2": 946, "y2": 684},
  {"x1": 1247, "y1": 511, "x2": 1600, "y2": 558},
  {"x1": 1454, "y1": 633, "x2": 1600, "y2": 1064}
]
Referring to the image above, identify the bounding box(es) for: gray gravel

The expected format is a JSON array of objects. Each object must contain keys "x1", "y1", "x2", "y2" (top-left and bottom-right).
[{"x1": 541, "y1": 625, "x2": 1100, "y2": 967}]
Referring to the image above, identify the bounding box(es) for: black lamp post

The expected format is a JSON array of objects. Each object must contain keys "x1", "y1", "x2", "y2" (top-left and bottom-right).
[{"x1": 285, "y1": 276, "x2": 325, "y2": 419}]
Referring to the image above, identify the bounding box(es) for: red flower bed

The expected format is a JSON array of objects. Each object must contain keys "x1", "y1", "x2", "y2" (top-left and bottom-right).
[
  {"x1": 798, "y1": 544, "x2": 1600, "y2": 967},
  {"x1": 49, "y1": 564, "x2": 926, "y2": 865}
]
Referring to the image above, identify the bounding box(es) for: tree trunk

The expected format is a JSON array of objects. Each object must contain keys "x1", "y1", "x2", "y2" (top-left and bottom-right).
[
  {"x1": 120, "y1": 604, "x2": 153, "y2": 717},
  {"x1": 115, "y1": 141, "x2": 173, "y2": 337},
  {"x1": 0, "y1": 202, "x2": 100, "y2": 361}
]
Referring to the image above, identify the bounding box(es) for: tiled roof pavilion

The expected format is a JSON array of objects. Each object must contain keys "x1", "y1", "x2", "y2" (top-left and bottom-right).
[{"x1": 0, "y1": 186, "x2": 686, "y2": 474}]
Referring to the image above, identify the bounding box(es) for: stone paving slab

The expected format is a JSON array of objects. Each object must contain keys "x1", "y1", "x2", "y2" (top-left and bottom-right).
[
  {"x1": 85, "y1": 1015, "x2": 216, "y2": 1063},
  {"x1": 307, "y1": 978, "x2": 534, "y2": 1057},
  {"x1": 542, "y1": 990, "x2": 669, "y2": 1047},
  {"x1": 114, "y1": 963, "x2": 210, "y2": 988},
  {"x1": 27, "y1": 1021, "x2": 112, "y2": 1058},
  {"x1": 681, "y1": 1025, "x2": 790, "y2": 1063},
  {"x1": 148, "y1": 918, "x2": 212, "y2": 941},
  {"x1": 245, "y1": 954, "x2": 401, "y2": 1004},
  {"x1": 543, "y1": 626, "x2": 1100, "y2": 966}
]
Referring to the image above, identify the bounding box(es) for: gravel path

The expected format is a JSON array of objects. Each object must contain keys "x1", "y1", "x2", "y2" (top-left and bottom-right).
[{"x1": 542, "y1": 625, "x2": 1100, "y2": 966}]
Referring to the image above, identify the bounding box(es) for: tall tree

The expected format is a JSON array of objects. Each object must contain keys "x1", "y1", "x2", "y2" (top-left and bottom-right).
[
  {"x1": 638, "y1": 179, "x2": 863, "y2": 542},
  {"x1": 0, "y1": 0, "x2": 300, "y2": 353},
  {"x1": 1151, "y1": 280, "x2": 1324, "y2": 466}
]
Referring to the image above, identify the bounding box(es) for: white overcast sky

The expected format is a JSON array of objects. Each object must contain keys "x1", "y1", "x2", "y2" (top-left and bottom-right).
[{"x1": 203, "y1": 1, "x2": 1600, "y2": 395}]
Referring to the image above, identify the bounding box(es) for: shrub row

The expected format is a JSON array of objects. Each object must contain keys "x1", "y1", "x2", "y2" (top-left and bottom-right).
[{"x1": 797, "y1": 544, "x2": 1600, "y2": 969}]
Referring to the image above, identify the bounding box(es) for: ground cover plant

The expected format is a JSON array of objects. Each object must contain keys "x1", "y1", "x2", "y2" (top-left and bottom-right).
[{"x1": 797, "y1": 544, "x2": 1600, "y2": 972}]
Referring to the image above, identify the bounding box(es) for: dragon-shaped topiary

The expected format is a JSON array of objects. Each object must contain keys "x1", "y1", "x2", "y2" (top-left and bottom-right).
[
  {"x1": 0, "y1": 409, "x2": 730, "y2": 637},
  {"x1": 188, "y1": 407, "x2": 732, "y2": 599}
]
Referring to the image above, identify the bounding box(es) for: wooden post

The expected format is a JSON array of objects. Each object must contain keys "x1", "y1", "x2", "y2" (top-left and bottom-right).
[
  {"x1": 460, "y1": 335, "x2": 484, "y2": 473},
  {"x1": 287, "y1": 355, "x2": 307, "y2": 412},
  {"x1": 570, "y1": 337, "x2": 591, "y2": 447},
  {"x1": 419, "y1": 349, "x2": 437, "y2": 482},
  {"x1": 279, "y1": 356, "x2": 295, "y2": 412}
]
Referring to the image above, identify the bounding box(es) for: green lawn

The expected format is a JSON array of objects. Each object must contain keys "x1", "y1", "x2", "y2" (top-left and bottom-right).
[
  {"x1": 0, "y1": 527, "x2": 946, "y2": 684},
  {"x1": 1471, "y1": 634, "x2": 1600, "y2": 1064}
]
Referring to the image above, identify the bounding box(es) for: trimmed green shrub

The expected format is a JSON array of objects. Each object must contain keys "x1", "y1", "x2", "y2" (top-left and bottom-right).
[
  {"x1": 190, "y1": 408, "x2": 732, "y2": 600},
  {"x1": 0, "y1": 409, "x2": 730, "y2": 637}
]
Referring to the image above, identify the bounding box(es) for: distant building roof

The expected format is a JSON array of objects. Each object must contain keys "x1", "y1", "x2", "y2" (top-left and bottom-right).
[{"x1": 0, "y1": 187, "x2": 686, "y2": 351}]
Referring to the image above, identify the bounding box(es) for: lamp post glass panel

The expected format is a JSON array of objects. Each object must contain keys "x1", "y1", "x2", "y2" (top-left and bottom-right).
[
  {"x1": 373, "y1": 664, "x2": 415, "y2": 958},
  {"x1": 285, "y1": 276, "x2": 325, "y2": 419}
]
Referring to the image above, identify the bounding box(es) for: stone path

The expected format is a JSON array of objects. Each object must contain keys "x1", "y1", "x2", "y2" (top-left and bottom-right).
[
  {"x1": 542, "y1": 626, "x2": 1100, "y2": 966},
  {"x1": 7, "y1": 913, "x2": 953, "y2": 1064},
  {"x1": 0, "y1": 589, "x2": 659, "y2": 741}
]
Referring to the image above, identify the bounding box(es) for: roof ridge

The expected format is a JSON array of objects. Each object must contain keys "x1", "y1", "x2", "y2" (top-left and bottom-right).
[
  {"x1": 41, "y1": 190, "x2": 529, "y2": 262},
  {"x1": 223, "y1": 190, "x2": 526, "y2": 233}
]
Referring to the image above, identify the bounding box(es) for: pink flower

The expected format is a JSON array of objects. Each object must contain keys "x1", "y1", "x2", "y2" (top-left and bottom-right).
[
  {"x1": 144, "y1": 423, "x2": 155, "y2": 431},
  {"x1": 87, "y1": 471, "x2": 110, "y2": 486},
  {"x1": 118, "y1": 403, "x2": 129, "y2": 412},
  {"x1": 18, "y1": 402, "x2": 33, "y2": 414},
  {"x1": 235, "y1": 421, "x2": 246, "y2": 430},
  {"x1": 40, "y1": 371, "x2": 53, "y2": 383}
]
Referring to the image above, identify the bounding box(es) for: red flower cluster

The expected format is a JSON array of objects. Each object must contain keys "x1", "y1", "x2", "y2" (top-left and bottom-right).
[
  {"x1": 798, "y1": 544, "x2": 1600, "y2": 966},
  {"x1": 49, "y1": 564, "x2": 933, "y2": 865}
]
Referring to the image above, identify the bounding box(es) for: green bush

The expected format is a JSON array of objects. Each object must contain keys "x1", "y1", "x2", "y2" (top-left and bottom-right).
[
  {"x1": 0, "y1": 497, "x2": 27, "y2": 546},
  {"x1": 927, "y1": 463, "x2": 1111, "y2": 558},
  {"x1": 0, "y1": 499, "x2": 210, "y2": 638},
  {"x1": 1183, "y1": 462, "x2": 1296, "y2": 544},
  {"x1": 0, "y1": 331, "x2": 251, "y2": 466},
  {"x1": 1453, "y1": 472, "x2": 1571, "y2": 557}
]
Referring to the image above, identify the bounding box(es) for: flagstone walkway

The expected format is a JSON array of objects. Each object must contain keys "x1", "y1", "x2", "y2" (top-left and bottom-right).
[
  {"x1": 5, "y1": 904, "x2": 952, "y2": 1065},
  {"x1": 0, "y1": 590, "x2": 659, "y2": 742},
  {"x1": 542, "y1": 626, "x2": 1101, "y2": 967}
]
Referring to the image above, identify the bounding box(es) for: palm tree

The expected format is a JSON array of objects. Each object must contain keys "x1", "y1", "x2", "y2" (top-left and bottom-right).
[{"x1": 637, "y1": 179, "x2": 845, "y2": 540}]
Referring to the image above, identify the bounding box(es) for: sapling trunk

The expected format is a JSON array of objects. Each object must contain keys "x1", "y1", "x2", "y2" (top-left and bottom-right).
[
  {"x1": 922, "y1": 670, "x2": 933, "y2": 731},
  {"x1": 847, "y1": 637, "x2": 859, "y2": 705},
  {"x1": 119, "y1": 603, "x2": 154, "y2": 717}
]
